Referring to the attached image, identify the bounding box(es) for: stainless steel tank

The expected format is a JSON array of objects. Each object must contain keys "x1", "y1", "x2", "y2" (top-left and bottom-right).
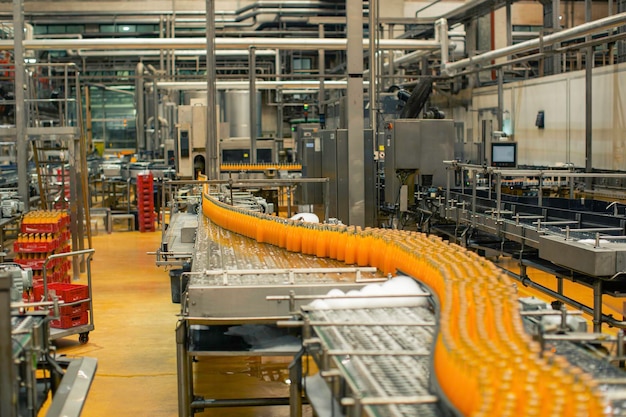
[{"x1": 224, "y1": 90, "x2": 261, "y2": 138}]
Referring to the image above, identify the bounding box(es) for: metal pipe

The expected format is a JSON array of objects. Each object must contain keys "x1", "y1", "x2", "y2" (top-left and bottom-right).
[
  {"x1": 593, "y1": 280, "x2": 603, "y2": 332},
  {"x1": 249, "y1": 46, "x2": 257, "y2": 164},
  {"x1": 388, "y1": 24, "x2": 395, "y2": 87},
  {"x1": 15, "y1": 0, "x2": 28, "y2": 211},
  {"x1": 206, "y1": 0, "x2": 219, "y2": 179},
  {"x1": 157, "y1": 80, "x2": 369, "y2": 90},
  {"x1": 368, "y1": 0, "x2": 378, "y2": 132},
  {"x1": 497, "y1": 67, "x2": 504, "y2": 131},
  {"x1": 585, "y1": 47, "x2": 593, "y2": 176},
  {"x1": 0, "y1": 37, "x2": 441, "y2": 51},
  {"x1": 435, "y1": 18, "x2": 449, "y2": 69},
  {"x1": 176, "y1": 320, "x2": 192, "y2": 417},
  {"x1": 444, "y1": 12, "x2": 626, "y2": 74},
  {"x1": 152, "y1": 79, "x2": 159, "y2": 154},
  {"x1": 78, "y1": 49, "x2": 278, "y2": 57},
  {"x1": 191, "y1": 398, "x2": 291, "y2": 408},
  {"x1": 135, "y1": 62, "x2": 146, "y2": 150},
  {"x1": 318, "y1": 24, "x2": 325, "y2": 126}
]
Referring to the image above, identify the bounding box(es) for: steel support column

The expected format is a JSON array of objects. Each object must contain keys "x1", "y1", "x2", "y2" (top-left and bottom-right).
[
  {"x1": 176, "y1": 320, "x2": 192, "y2": 417},
  {"x1": 206, "y1": 0, "x2": 219, "y2": 179},
  {"x1": 347, "y1": 0, "x2": 365, "y2": 227},
  {"x1": 497, "y1": 67, "x2": 504, "y2": 131},
  {"x1": 14, "y1": 0, "x2": 28, "y2": 210},
  {"x1": 593, "y1": 280, "x2": 603, "y2": 332},
  {"x1": 585, "y1": 0, "x2": 593, "y2": 181},
  {"x1": 368, "y1": 0, "x2": 378, "y2": 133},
  {"x1": 249, "y1": 46, "x2": 257, "y2": 164},
  {"x1": 0, "y1": 272, "x2": 15, "y2": 417},
  {"x1": 135, "y1": 63, "x2": 146, "y2": 151},
  {"x1": 318, "y1": 24, "x2": 325, "y2": 126}
]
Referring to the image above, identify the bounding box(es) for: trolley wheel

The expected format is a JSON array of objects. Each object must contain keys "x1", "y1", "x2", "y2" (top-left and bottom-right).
[{"x1": 79, "y1": 332, "x2": 89, "y2": 344}]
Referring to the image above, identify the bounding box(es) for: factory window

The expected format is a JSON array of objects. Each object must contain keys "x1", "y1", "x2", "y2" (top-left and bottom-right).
[
  {"x1": 88, "y1": 86, "x2": 136, "y2": 151},
  {"x1": 99, "y1": 24, "x2": 159, "y2": 34},
  {"x1": 293, "y1": 58, "x2": 312, "y2": 74},
  {"x1": 33, "y1": 25, "x2": 85, "y2": 35},
  {"x1": 512, "y1": 25, "x2": 542, "y2": 32}
]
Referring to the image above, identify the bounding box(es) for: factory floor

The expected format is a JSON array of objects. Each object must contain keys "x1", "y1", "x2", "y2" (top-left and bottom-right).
[
  {"x1": 41, "y1": 224, "x2": 624, "y2": 417},
  {"x1": 43, "y1": 227, "x2": 300, "y2": 417}
]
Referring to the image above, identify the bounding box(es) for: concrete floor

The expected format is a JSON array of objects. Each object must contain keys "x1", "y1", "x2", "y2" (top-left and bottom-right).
[
  {"x1": 45, "y1": 229, "x2": 298, "y2": 417},
  {"x1": 39, "y1": 226, "x2": 625, "y2": 416}
]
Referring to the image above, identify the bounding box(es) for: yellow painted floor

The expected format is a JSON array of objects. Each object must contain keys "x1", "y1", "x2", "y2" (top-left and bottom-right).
[
  {"x1": 45, "y1": 229, "x2": 299, "y2": 417},
  {"x1": 40, "y1": 227, "x2": 625, "y2": 417}
]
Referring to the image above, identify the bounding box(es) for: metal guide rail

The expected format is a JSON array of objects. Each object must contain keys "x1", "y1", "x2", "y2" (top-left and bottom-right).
[{"x1": 299, "y1": 305, "x2": 442, "y2": 417}]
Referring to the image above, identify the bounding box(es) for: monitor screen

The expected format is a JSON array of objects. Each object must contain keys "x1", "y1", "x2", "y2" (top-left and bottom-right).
[{"x1": 491, "y1": 142, "x2": 517, "y2": 167}]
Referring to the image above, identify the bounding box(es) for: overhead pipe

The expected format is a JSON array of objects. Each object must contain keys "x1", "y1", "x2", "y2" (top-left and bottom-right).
[
  {"x1": 0, "y1": 37, "x2": 441, "y2": 51},
  {"x1": 76, "y1": 49, "x2": 278, "y2": 58},
  {"x1": 155, "y1": 80, "x2": 369, "y2": 90},
  {"x1": 135, "y1": 62, "x2": 146, "y2": 150},
  {"x1": 249, "y1": 46, "x2": 257, "y2": 164},
  {"x1": 443, "y1": 12, "x2": 626, "y2": 75},
  {"x1": 6, "y1": 1, "x2": 347, "y2": 29}
]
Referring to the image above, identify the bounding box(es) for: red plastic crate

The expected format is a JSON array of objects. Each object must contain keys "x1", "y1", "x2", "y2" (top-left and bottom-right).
[
  {"x1": 21, "y1": 220, "x2": 62, "y2": 234},
  {"x1": 33, "y1": 283, "x2": 88, "y2": 303},
  {"x1": 58, "y1": 300, "x2": 89, "y2": 316},
  {"x1": 50, "y1": 311, "x2": 88, "y2": 329},
  {"x1": 14, "y1": 239, "x2": 60, "y2": 253}
]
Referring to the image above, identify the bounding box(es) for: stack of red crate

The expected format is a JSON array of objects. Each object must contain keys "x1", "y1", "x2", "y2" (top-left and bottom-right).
[
  {"x1": 136, "y1": 172, "x2": 155, "y2": 232},
  {"x1": 15, "y1": 210, "x2": 72, "y2": 286},
  {"x1": 33, "y1": 282, "x2": 89, "y2": 328}
]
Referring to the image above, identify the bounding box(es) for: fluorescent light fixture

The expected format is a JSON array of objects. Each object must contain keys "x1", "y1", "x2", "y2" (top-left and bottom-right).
[{"x1": 122, "y1": 26, "x2": 131, "y2": 31}]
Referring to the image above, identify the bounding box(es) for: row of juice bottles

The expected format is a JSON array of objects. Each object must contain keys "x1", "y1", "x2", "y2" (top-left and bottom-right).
[
  {"x1": 22, "y1": 210, "x2": 69, "y2": 225},
  {"x1": 220, "y1": 163, "x2": 301, "y2": 170},
  {"x1": 203, "y1": 194, "x2": 606, "y2": 417},
  {"x1": 16, "y1": 233, "x2": 57, "y2": 243}
]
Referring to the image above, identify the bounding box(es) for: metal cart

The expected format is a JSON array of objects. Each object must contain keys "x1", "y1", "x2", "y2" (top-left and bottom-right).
[{"x1": 41, "y1": 248, "x2": 95, "y2": 344}]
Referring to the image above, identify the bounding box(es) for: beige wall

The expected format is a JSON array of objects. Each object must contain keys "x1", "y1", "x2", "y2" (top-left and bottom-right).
[{"x1": 451, "y1": 62, "x2": 626, "y2": 170}]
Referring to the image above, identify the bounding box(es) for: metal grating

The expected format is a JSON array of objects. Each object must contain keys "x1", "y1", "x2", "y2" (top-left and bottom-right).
[{"x1": 307, "y1": 306, "x2": 442, "y2": 417}]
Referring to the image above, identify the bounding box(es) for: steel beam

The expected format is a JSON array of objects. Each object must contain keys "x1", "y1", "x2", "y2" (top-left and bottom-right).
[
  {"x1": 14, "y1": 0, "x2": 28, "y2": 211},
  {"x1": 347, "y1": 0, "x2": 365, "y2": 227},
  {"x1": 0, "y1": 272, "x2": 14, "y2": 417},
  {"x1": 249, "y1": 46, "x2": 257, "y2": 164},
  {"x1": 206, "y1": 0, "x2": 219, "y2": 179}
]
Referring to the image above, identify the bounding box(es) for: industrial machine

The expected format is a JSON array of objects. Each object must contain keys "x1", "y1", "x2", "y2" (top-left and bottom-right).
[
  {"x1": 319, "y1": 128, "x2": 376, "y2": 225},
  {"x1": 383, "y1": 118, "x2": 457, "y2": 211},
  {"x1": 1, "y1": 267, "x2": 97, "y2": 417},
  {"x1": 294, "y1": 124, "x2": 322, "y2": 208},
  {"x1": 176, "y1": 101, "x2": 211, "y2": 179},
  {"x1": 220, "y1": 137, "x2": 276, "y2": 164}
]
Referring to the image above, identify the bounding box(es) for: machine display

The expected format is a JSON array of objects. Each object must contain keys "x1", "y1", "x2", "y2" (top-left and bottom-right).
[{"x1": 491, "y1": 142, "x2": 517, "y2": 167}]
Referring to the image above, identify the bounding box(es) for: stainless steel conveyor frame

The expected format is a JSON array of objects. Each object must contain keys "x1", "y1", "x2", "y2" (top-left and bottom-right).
[
  {"x1": 170, "y1": 201, "x2": 385, "y2": 417},
  {"x1": 422, "y1": 163, "x2": 626, "y2": 332}
]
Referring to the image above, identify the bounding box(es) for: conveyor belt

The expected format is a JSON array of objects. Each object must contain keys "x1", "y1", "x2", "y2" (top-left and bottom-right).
[
  {"x1": 193, "y1": 215, "x2": 377, "y2": 277},
  {"x1": 187, "y1": 215, "x2": 383, "y2": 322},
  {"x1": 306, "y1": 306, "x2": 441, "y2": 417},
  {"x1": 201, "y1": 190, "x2": 614, "y2": 416}
]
